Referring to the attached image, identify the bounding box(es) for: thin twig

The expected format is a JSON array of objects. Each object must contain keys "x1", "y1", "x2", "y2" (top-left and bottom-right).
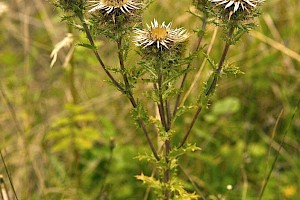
[
  {"x1": 0, "y1": 82, "x2": 33, "y2": 196},
  {"x1": 139, "y1": 119, "x2": 160, "y2": 161},
  {"x1": 205, "y1": 27, "x2": 234, "y2": 95},
  {"x1": 260, "y1": 109, "x2": 283, "y2": 194},
  {"x1": 178, "y1": 106, "x2": 202, "y2": 148},
  {"x1": 0, "y1": 151, "x2": 19, "y2": 200},
  {"x1": 178, "y1": 164, "x2": 203, "y2": 196},
  {"x1": 0, "y1": 83, "x2": 23, "y2": 135},
  {"x1": 78, "y1": 16, "x2": 125, "y2": 93},
  {"x1": 117, "y1": 37, "x2": 132, "y2": 96}
]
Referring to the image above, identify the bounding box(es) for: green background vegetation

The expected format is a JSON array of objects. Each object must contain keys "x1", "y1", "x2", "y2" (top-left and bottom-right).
[{"x1": 0, "y1": 0, "x2": 299, "y2": 199}]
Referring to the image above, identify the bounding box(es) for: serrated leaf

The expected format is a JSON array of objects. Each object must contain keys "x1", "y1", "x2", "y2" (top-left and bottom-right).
[
  {"x1": 174, "y1": 106, "x2": 195, "y2": 118},
  {"x1": 170, "y1": 178, "x2": 200, "y2": 200},
  {"x1": 162, "y1": 86, "x2": 177, "y2": 100},
  {"x1": 135, "y1": 173, "x2": 162, "y2": 189},
  {"x1": 223, "y1": 63, "x2": 245, "y2": 75},
  {"x1": 135, "y1": 153, "x2": 157, "y2": 164},
  {"x1": 203, "y1": 52, "x2": 217, "y2": 70}
]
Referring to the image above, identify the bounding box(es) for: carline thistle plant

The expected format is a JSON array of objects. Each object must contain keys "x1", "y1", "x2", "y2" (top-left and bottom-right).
[{"x1": 52, "y1": 0, "x2": 265, "y2": 199}]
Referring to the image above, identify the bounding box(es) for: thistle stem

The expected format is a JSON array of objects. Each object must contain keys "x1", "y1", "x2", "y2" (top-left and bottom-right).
[
  {"x1": 179, "y1": 27, "x2": 234, "y2": 148},
  {"x1": 173, "y1": 17, "x2": 207, "y2": 117},
  {"x1": 178, "y1": 106, "x2": 202, "y2": 148},
  {"x1": 164, "y1": 140, "x2": 171, "y2": 200},
  {"x1": 117, "y1": 36, "x2": 160, "y2": 161},
  {"x1": 78, "y1": 16, "x2": 125, "y2": 93},
  {"x1": 205, "y1": 41, "x2": 231, "y2": 96},
  {"x1": 78, "y1": 15, "x2": 160, "y2": 161}
]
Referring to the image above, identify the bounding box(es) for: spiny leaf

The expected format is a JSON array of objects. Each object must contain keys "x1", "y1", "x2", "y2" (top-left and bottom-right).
[
  {"x1": 170, "y1": 144, "x2": 201, "y2": 159},
  {"x1": 135, "y1": 173, "x2": 162, "y2": 189},
  {"x1": 76, "y1": 43, "x2": 97, "y2": 51}
]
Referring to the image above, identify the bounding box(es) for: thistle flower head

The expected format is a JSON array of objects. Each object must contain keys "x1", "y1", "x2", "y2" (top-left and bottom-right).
[
  {"x1": 133, "y1": 19, "x2": 189, "y2": 50},
  {"x1": 209, "y1": 0, "x2": 264, "y2": 14},
  {"x1": 87, "y1": 0, "x2": 142, "y2": 14}
]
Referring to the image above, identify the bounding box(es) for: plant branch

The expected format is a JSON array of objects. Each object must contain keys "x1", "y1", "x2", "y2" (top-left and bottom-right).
[
  {"x1": 165, "y1": 100, "x2": 171, "y2": 131},
  {"x1": 0, "y1": 151, "x2": 19, "y2": 200},
  {"x1": 78, "y1": 16, "x2": 125, "y2": 93},
  {"x1": 154, "y1": 83, "x2": 167, "y2": 129},
  {"x1": 164, "y1": 139, "x2": 171, "y2": 200},
  {"x1": 205, "y1": 27, "x2": 234, "y2": 96},
  {"x1": 76, "y1": 14, "x2": 160, "y2": 161},
  {"x1": 173, "y1": 17, "x2": 207, "y2": 117},
  {"x1": 117, "y1": 37, "x2": 130, "y2": 91},
  {"x1": 117, "y1": 35, "x2": 160, "y2": 161},
  {"x1": 178, "y1": 106, "x2": 202, "y2": 148},
  {"x1": 179, "y1": 27, "x2": 234, "y2": 148}
]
